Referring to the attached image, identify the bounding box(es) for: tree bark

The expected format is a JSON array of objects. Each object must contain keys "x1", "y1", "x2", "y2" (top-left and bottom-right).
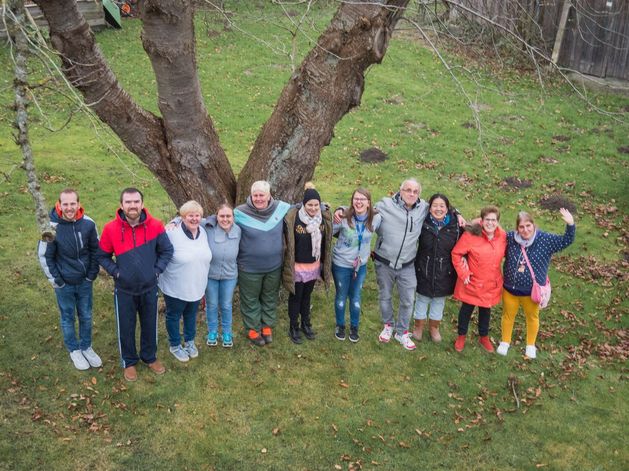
[
  {"x1": 35, "y1": 0, "x2": 409, "y2": 209},
  {"x1": 33, "y1": 0, "x2": 236, "y2": 211},
  {"x1": 8, "y1": 0, "x2": 55, "y2": 241},
  {"x1": 140, "y1": 0, "x2": 236, "y2": 207},
  {"x1": 237, "y1": 0, "x2": 410, "y2": 203}
]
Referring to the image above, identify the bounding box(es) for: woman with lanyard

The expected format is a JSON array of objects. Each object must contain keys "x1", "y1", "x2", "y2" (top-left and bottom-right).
[{"x1": 331, "y1": 188, "x2": 381, "y2": 342}]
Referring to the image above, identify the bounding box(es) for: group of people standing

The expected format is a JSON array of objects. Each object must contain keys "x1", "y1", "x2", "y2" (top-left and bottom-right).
[{"x1": 38, "y1": 179, "x2": 575, "y2": 382}]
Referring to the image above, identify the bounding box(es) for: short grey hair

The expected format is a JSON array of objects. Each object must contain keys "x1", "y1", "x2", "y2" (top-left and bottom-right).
[
  {"x1": 400, "y1": 178, "x2": 421, "y2": 193},
  {"x1": 251, "y1": 180, "x2": 271, "y2": 194}
]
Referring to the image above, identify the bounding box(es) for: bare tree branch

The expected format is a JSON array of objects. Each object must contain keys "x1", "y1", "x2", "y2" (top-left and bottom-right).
[{"x1": 7, "y1": 0, "x2": 55, "y2": 241}]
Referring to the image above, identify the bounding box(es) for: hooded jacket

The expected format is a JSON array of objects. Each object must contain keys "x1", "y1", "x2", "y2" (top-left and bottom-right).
[
  {"x1": 451, "y1": 225, "x2": 507, "y2": 308},
  {"x1": 373, "y1": 193, "x2": 429, "y2": 269},
  {"x1": 415, "y1": 212, "x2": 463, "y2": 298},
  {"x1": 38, "y1": 204, "x2": 100, "y2": 288},
  {"x1": 98, "y1": 208, "x2": 173, "y2": 295}
]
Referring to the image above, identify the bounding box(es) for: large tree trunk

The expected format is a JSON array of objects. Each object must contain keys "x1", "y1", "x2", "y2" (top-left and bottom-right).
[
  {"x1": 35, "y1": 0, "x2": 408, "y2": 209},
  {"x1": 237, "y1": 0, "x2": 410, "y2": 203},
  {"x1": 33, "y1": 0, "x2": 235, "y2": 210}
]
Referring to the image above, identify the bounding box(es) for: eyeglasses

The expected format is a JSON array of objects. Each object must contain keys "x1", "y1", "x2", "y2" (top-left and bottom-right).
[
  {"x1": 401, "y1": 188, "x2": 419, "y2": 195},
  {"x1": 353, "y1": 197, "x2": 368, "y2": 202}
]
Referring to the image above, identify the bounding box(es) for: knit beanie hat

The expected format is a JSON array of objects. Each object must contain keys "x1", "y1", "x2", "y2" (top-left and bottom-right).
[{"x1": 303, "y1": 188, "x2": 321, "y2": 204}]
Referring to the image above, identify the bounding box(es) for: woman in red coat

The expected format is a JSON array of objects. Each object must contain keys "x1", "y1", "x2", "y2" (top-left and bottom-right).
[{"x1": 451, "y1": 205, "x2": 506, "y2": 353}]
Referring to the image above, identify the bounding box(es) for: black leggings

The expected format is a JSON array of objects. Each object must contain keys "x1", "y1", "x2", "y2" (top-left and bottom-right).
[
  {"x1": 288, "y1": 280, "x2": 316, "y2": 328},
  {"x1": 457, "y1": 302, "x2": 491, "y2": 336}
]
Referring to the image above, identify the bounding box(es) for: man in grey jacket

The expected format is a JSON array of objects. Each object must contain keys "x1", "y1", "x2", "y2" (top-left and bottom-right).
[{"x1": 373, "y1": 179, "x2": 429, "y2": 351}]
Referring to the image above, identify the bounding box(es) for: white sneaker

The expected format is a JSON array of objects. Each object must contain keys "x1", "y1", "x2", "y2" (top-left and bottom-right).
[
  {"x1": 496, "y1": 342, "x2": 510, "y2": 356},
  {"x1": 169, "y1": 345, "x2": 190, "y2": 362},
  {"x1": 184, "y1": 341, "x2": 199, "y2": 359},
  {"x1": 394, "y1": 331, "x2": 416, "y2": 351},
  {"x1": 379, "y1": 324, "x2": 394, "y2": 343},
  {"x1": 70, "y1": 350, "x2": 90, "y2": 370},
  {"x1": 81, "y1": 347, "x2": 102, "y2": 367},
  {"x1": 525, "y1": 345, "x2": 537, "y2": 359}
]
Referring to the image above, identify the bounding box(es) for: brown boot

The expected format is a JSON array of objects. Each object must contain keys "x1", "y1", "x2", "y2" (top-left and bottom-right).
[
  {"x1": 429, "y1": 320, "x2": 442, "y2": 342},
  {"x1": 412, "y1": 319, "x2": 426, "y2": 341}
]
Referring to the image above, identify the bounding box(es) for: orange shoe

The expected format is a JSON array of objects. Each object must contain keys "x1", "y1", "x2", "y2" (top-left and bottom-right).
[
  {"x1": 248, "y1": 329, "x2": 265, "y2": 346},
  {"x1": 261, "y1": 326, "x2": 273, "y2": 344},
  {"x1": 454, "y1": 335, "x2": 466, "y2": 352},
  {"x1": 479, "y1": 336, "x2": 494, "y2": 353}
]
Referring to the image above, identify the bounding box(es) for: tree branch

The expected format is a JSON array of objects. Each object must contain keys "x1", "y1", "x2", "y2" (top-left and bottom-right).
[{"x1": 237, "y1": 0, "x2": 411, "y2": 203}]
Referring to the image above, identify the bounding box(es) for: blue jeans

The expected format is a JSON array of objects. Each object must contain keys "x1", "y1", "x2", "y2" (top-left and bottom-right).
[
  {"x1": 332, "y1": 263, "x2": 367, "y2": 328},
  {"x1": 413, "y1": 294, "x2": 446, "y2": 321},
  {"x1": 163, "y1": 294, "x2": 201, "y2": 347},
  {"x1": 54, "y1": 279, "x2": 93, "y2": 352},
  {"x1": 205, "y1": 278, "x2": 237, "y2": 335}
]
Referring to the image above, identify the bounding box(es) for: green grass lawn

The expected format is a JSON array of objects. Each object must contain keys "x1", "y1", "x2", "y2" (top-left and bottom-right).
[{"x1": 0, "y1": 5, "x2": 627, "y2": 470}]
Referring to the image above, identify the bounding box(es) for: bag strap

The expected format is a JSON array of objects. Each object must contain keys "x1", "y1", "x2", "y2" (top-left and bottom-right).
[{"x1": 520, "y1": 245, "x2": 536, "y2": 282}]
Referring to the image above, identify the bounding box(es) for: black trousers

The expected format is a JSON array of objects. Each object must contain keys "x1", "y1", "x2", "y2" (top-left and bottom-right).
[
  {"x1": 287, "y1": 280, "x2": 316, "y2": 328},
  {"x1": 457, "y1": 302, "x2": 491, "y2": 336},
  {"x1": 114, "y1": 286, "x2": 159, "y2": 368}
]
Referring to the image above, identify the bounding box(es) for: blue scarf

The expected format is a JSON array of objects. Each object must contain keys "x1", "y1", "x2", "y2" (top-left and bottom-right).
[{"x1": 430, "y1": 213, "x2": 450, "y2": 229}]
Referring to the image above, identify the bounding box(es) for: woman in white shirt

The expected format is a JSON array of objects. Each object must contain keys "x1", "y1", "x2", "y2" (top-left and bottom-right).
[{"x1": 158, "y1": 201, "x2": 212, "y2": 362}]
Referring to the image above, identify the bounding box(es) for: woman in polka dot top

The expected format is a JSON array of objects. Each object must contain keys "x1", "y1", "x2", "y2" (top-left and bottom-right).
[{"x1": 497, "y1": 208, "x2": 575, "y2": 359}]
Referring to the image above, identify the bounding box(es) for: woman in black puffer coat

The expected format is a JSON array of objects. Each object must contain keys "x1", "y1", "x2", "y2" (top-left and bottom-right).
[{"x1": 413, "y1": 194, "x2": 463, "y2": 342}]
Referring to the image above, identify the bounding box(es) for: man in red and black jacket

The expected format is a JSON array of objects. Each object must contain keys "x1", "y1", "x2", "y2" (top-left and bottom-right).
[{"x1": 98, "y1": 187, "x2": 173, "y2": 382}]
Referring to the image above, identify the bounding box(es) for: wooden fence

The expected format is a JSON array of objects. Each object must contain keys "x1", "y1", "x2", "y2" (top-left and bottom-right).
[
  {"x1": 452, "y1": 0, "x2": 629, "y2": 80},
  {"x1": 1, "y1": 0, "x2": 106, "y2": 39}
]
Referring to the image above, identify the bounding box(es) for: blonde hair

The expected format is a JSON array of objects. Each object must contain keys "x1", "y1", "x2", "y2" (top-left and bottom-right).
[{"x1": 179, "y1": 200, "x2": 203, "y2": 217}]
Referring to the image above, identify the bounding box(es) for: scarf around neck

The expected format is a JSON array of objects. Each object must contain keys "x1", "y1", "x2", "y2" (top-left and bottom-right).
[
  {"x1": 514, "y1": 230, "x2": 537, "y2": 248},
  {"x1": 298, "y1": 206, "x2": 322, "y2": 260}
]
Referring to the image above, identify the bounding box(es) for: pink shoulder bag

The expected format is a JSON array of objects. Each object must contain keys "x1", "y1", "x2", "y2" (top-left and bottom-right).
[{"x1": 520, "y1": 246, "x2": 551, "y2": 308}]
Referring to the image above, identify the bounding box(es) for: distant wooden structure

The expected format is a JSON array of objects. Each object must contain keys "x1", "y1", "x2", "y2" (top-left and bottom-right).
[
  {"x1": 1, "y1": 0, "x2": 106, "y2": 38},
  {"x1": 452, "y1": 0, "x2": 629, "y2": 81}
]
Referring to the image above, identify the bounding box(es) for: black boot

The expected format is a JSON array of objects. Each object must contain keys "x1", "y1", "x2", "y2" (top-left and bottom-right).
[
  {"x1": 301, "y1": 322, "x2": 316, "y2": 340},
  {"x1": 289, "y1": 326, "x2": 303, "y2": 344}
]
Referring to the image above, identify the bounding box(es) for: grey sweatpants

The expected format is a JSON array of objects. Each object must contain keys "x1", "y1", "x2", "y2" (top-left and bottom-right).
[{"x1": 374, "y1": 260, "x2": 417, "y2": 335}]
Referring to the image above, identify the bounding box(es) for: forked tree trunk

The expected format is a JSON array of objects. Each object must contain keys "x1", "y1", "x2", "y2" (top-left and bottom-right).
[
  {"x1": 237, "y1": 1, "x2": 410, "y2": 203},
  {"x1": 34, "y1": 0, "x2": 409, "y2": 210},
  {"x1": 34, "y1": 0, "x2": 235, "y2": 210}
]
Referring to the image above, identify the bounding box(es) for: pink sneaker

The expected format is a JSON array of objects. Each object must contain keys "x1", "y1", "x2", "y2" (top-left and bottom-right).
[
  {"x1": 379, "y1": 324, "x2": 393, "y2": 343},
  {"x1": 394, "y1": 331, "x2": 416, "y2": 351}
]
